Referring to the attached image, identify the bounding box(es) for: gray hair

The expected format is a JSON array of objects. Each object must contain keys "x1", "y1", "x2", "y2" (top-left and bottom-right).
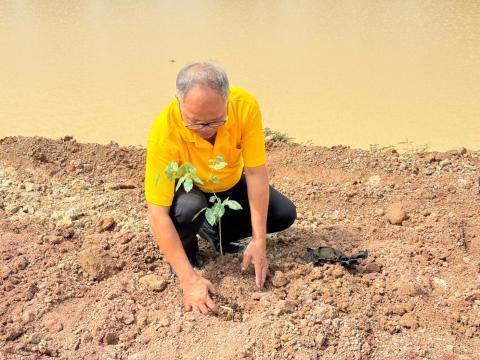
[{"x1": 176, "y1": 62, "x2": 230, "y2": 104}]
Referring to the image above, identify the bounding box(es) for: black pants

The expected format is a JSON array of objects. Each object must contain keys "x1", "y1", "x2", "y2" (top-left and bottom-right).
[{"x1": 169, "y1": 174, "x2": 297, "y2": 255}]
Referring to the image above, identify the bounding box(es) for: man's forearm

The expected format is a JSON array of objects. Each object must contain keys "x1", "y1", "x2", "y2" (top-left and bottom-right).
[
  {"x1": 245, "y1": 165, "x2": 269, "y2": 244},
  {"x1": 147, "y1": 207, "x2": 196, "y2": 282}
]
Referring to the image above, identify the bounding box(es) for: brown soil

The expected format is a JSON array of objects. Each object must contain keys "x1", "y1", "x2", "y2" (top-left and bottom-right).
[{"x1": 0, "y1": 136, "x2": 479, "y2": 360}]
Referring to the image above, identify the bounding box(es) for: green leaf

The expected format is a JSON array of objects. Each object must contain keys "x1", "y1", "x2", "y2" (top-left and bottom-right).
[
  {"x1": 211, "y1": 175, "x2": 219, "y2": 184},
  {"x1": 226, "y1": 200, "x2": 242, "y2": 210},
  {"x1": 165, "y1": 166, "x2": 173, "y2": 181},
  {"x1": 192, "y1": 207, "x2": 206, "y2": 221},
  {"x1": 211, "y1": 201, "x2": 225, "y2": 219},
  {"x1": 171, "y1": 161, "x2": 178, "y2": 172},
  {"x1": 184, "y1": 177, "x2": 193, "y2": 192},
  {"x1": 210, "y1": 162, "x2": 227, "y2": 170},
  {"x1": 221, "y1": 196, "x2": 230, "y2": 205},
  {"x1": 209, "y1": 195, "x2": 217, "y2": 203},
  {"x1": 215, "y1": 155, "x2": 225, "y2": 162},
  {"x1": 218, "y1": 204, "x2": 225, "y2": 218},
  {"x1": 205, "y1": 207, "x2": 216, "y2": 226},
  {"x1": 155, "y1": 173, "x2": 161, "y2": 186},
  {"x1": 191, "y1": 174, "x2": 204, "y2": 185},
  {"x1": 177, "y1": 165, "x2": 185, "y2": 177},
  {"x1": 175, "y1": 176, "x2": 185, "y2": 191}
]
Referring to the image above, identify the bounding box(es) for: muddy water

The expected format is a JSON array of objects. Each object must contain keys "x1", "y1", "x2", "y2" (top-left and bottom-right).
[{"x1": 1, "y1": 1, "x2": 479, "y2": 150}]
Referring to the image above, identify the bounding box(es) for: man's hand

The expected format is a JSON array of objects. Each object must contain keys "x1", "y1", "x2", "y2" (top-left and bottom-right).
[
  {"x1": 180, "y1": 273, "x2": 219, "y2": 315},
  {"x1": 241, "y1": 238, "x2": 268, "y2": 289}
]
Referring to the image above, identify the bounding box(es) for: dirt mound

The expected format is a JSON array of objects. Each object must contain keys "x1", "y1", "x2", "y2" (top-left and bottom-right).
[{"x1": 0, "y1": 136, "x2": 479, "y2": 359}]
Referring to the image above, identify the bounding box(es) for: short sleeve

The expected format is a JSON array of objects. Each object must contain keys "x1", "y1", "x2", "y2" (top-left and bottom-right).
[{"x1": 241, "y1": 102, "x2": 267, "y2": 168}]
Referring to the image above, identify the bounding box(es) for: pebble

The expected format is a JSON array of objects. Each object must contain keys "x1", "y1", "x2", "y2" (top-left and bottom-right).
[
  {"x1": 331, "y1": 267, "x2": 344, "y2": 278},
  {"x1": 158, "y1": 318, "x2": 170, "y2": 327},
  {"x1": 274, "y1": 300, "x2": 296, "y2": 316},
  {"x1": 271, "y1": 271, "x2": 289, "y2": 287},
  {"x1": 106, "y1": 183, "x2": 136, "y2": 190},
  {"x1": 103, "y1": 332, "x2": 118, "y2": 345},
  {"x1": 65, "y1": 207, "x2": 83, "y2": 221},
  {"x1": 366, "y1": 175, "x2": 381, "y2": 187},
  {"x1": 77, "y1": 245, "x2": 118, "y2": 280},
  {"x1": 43, "y1": 235, "x2": 64, "y2": 245},
  {"x1": 385, "y1": 203, "x2": 407, "y2": 225},
  {"x1": 6, "y1": 326, "x2": 24, "y2": 341},
  {"x1": 95, "y1": 217, "x2": 116, "y2": 232},
  {"x1": 171, "y1": 323, "x2": 182, "y2": 333},
  {"x1": 374, "y1": 208, "x2": 385, "y2": 216},
  {"x1": 46, "y1": 319, "x2": 64, "y2": 333},
  {"x1": 139, "y1": 274, "x2": 167, "y2": 292},
  {"x1": 433, "y1": 277, "x2": 448, "y2": 289},
  {"x1": 399, "y1": 313, "x2": 419, "y2": 329}
]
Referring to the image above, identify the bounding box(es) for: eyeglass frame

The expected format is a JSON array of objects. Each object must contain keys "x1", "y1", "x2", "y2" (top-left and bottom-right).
[{"x1": 177, "y1": 100, "x2": 228, "y2": 130}]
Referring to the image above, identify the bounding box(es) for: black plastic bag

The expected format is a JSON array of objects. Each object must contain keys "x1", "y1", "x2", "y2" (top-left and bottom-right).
[{"x1": 306, "y1": 246, "x2": 368, "y2": 268}]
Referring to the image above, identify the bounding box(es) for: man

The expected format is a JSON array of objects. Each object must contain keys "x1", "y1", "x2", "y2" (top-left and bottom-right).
[{"x1": 145, "y1": 62, "x2": 296, "y2": 314}]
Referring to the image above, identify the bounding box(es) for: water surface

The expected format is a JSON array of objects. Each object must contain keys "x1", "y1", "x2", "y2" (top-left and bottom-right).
[{"x1": 1, "y1": 1, "x2": 479, "y2": 150}]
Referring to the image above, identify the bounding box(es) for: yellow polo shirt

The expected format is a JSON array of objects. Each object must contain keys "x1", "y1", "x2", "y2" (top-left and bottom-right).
[{"x1": 144, "y1": 86, "x2": 266, "y2": 206}]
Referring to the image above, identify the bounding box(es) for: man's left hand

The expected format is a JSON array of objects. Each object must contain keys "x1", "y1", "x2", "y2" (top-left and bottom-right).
[{"x1": 241, "y1": 238, "x2": 268, "y2": 289}]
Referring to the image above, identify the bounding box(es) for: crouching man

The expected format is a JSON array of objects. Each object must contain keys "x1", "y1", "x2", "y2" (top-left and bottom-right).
[{"x1": 145, "y1": 61, "x2": 296, "y2": 314}]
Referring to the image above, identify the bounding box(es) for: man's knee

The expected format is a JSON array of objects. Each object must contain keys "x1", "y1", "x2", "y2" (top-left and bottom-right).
[
  {"x1": 278, "y1": 198, "x2": 297, "y2": 229},
  {"x1": 268, "y1": 192, "x2": 297, "y2": 232}
]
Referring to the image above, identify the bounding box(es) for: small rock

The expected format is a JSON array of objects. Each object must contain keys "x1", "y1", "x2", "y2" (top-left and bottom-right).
[
  {"x1": 77, "y1": 246, "x2": 118, "y2": 280},
  {"x1": 385, "y1": 203, "x2": 407, "y2": 225},
  {"x1": 122, "y1": 313, "x2": 135, "y2": 325},
  {"x1": 366, "y1": 175, "x2": 381, "y2": 188},
  {"x1": 103, "y1": 332, "x2": 118, "y2": 345},
  {"x1": 6, "y1": 326, "x2": 24, "y2": 341},
  {"x1": 271, "y1": 271, "x2": 289, "y2": 287},
  {"x1": 46, "y1": 319, "x2": 63, "y2": 333},
  {"x1": 171, "y1": 323, "x2": 182, "y2": 334},
  {"x1": 106, "y1": 183, "x2": 136, "y2": 190},
  {"x1": 5, "y1": 204, "x2": 21, "y2": 215},
  {"x1": 312, "y1": 303, "x2": 338, "y2": 321},
  {"x1": 95, "y1": 217, "x2": 116, "y2": 232},
  {"x1": 13, "y1": 256, "x2": 29, "y2": 271},
  {"x1": 29, "y1": 332, "x2": 43, "y2": 344},
  {"x1": 465, "y1": 326, "x2": 477, "y2": 338},
  {"x1": 65, "y1": 207, "x2": 83, "y2": 221},
  {"x1": 315, "y1": 333, "x2": 326, "y2": 347},
  {"x1": 43, "y1": 235, "x2": 63, "y2": 245},
  {"x1": 364, "y1": 262, "x2": 382, "y2": 273},
  {"x1": 331, "y1": 267, "x2": 344, "y2": 278},
  {"x1": 139, "y1": 274, "x2": 167, "y2": 292},
  {"x1": 374, "y1": 208, "x2": 385, "y2": 216},
  {"x1": 273, "y1": 299, "x2": 296, "y2": 316},
  {"x1": 399, "y1": 313, "x2": 418, "y2": 329},
  {"x1": 21, "y1": 310, "x2": 35, "y2": 324},
  {"x1": 433, "y1": 277, "x2": 448, "y2": 289},
  {"x1": 158, "y1": 318, "x2": 170, "y2": 327}
]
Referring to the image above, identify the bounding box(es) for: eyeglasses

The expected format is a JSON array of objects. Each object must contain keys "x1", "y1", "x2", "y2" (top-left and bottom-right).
[
  {"x1": 178, "y1": 101, "x2": 228, "y2": 130},
  {"x1": 184, "y1": 119, "x2": 227, "y2": 130}
]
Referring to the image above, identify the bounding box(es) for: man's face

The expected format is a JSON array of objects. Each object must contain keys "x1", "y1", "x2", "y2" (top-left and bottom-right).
[{"x1": 179, "y1": 85, "x2": 227, "y2": 141}]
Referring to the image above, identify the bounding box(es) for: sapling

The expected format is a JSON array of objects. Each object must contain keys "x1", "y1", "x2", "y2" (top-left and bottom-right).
[{"x1": 162, "y1": 155, "x2": 243, "y2": 256}]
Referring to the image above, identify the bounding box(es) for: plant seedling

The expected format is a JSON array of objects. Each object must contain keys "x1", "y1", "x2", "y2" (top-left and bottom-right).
[{"x1": 162, "y1": 155, "x2": 243, "y2": 256}]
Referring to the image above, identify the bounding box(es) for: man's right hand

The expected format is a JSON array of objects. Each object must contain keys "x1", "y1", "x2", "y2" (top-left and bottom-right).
[{"x1": 180, "y1": 273, "x2": 219, "y2": 315}]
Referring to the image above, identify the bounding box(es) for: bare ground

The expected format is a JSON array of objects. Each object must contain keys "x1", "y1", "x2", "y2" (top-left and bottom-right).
[{"x1": 0, "y1": 136, "x2": 479, "y2": 360}]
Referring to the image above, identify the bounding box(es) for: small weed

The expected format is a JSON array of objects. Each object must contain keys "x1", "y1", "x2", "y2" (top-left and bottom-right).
[
  {"x1": 263, "y1": 128, "x2": 295, "y2": 144},
  {"x1": 370, "y1": 139, "x2": 429, "y2": 159}
]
